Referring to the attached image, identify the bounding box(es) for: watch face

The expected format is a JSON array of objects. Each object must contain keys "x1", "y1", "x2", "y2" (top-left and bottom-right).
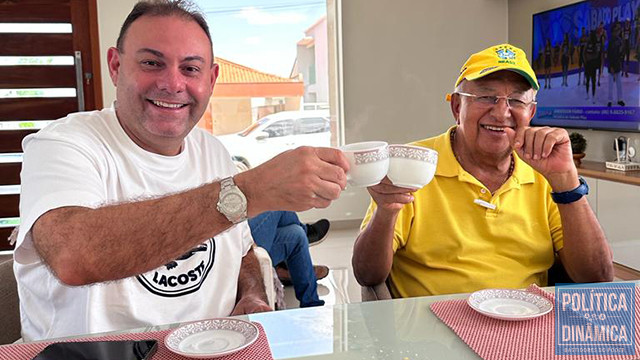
[{"x1": 222, "y1": 192, "x2": 245, "y2": 214}]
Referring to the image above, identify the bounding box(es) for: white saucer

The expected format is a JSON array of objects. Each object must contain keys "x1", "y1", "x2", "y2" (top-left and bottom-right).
[
  {"x1": 165, "y1": 318, "x2": 259, "y2": 359},
  {"x1": 467, "y1": 289, "x2": 553, "y2": 321}
]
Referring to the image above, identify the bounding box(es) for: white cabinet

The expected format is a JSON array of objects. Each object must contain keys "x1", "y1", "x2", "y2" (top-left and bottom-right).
[
  {"x1": 584, "y1": 177, "x2": 598, "y2": 212},
  {"x1": 583, "y1": 177, "x2": 640, "y2": 270}
]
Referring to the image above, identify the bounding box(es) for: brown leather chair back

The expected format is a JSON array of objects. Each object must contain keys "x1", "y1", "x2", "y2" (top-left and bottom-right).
[{"x1": 0, "y1": 258, "x2": 20, "y2": 344}]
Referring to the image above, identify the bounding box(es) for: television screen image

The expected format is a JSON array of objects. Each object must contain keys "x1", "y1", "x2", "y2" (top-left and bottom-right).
[{"x1": 531, "y1": 0, "x2": 640, "y2": 131}]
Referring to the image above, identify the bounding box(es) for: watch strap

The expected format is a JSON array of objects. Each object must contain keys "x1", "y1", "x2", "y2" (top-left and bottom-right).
[
  {"x1": 220, "y1": 176, "x2": 235, "y2": 191},
  {"x1": 551, "y1": 176, "x2": 589, "y2": 204}
]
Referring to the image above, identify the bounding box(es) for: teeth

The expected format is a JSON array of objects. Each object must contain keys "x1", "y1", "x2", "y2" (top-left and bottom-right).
[
  {"x1": 152, "y1": 100, "x2": 184, "y2": 109},
  {"x1": 483, "y1": 125, "x2": 505, "y2": 131}
]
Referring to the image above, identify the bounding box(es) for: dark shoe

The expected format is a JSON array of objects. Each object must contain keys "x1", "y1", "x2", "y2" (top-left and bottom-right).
[
  {"x1": 275, "y1": 264, "x2": 329, "y2": 285},
  {"x1": 313, "y1": 265, "x2": 329, "y2": 280},
  {"x1": 618, "y1": 101, "x2": 625, "y2": 106},
  {"x1": 607, "y1": 102, "x2": 612, "y2": 107},
  {"x1": 306, "y1": 219, "x2": 330, "y2": 246},
  {"x1": 275, "y1": 265, "x2": 292, "y2": 286}
]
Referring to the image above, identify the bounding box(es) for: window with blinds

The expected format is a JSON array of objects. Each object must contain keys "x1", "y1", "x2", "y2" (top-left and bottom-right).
[{"x1": 0, "y1": 0, "x2": 102, "y2": 251}]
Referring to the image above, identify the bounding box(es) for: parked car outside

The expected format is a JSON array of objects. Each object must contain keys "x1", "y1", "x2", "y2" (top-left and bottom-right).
[
  {"x1": 217, "y1": 110, "x2": 331, "y2": 169},
  {"x1": 301, "y1": 102, "x2": 329, "y2": 111}
]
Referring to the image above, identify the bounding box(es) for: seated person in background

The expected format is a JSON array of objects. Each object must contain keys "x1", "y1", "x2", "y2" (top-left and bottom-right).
[
  {"x1": 13, "y1": 0, "x2": 348, "y2": 341},
  {"x1": 249, "y1": 211, "x2": 330, "y2": 308},
  {"x1": 352, "y1": 43, "x2": 613, "y2": 298}
]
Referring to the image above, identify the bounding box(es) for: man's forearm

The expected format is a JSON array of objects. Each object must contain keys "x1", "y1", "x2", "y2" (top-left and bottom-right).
[
  {"x1": 544, "y1": 167, "x2": 612, "y2": 282},
  {"x1": 31, "y1": 146, "x2": 350, "y2": 287},
  {"x1": 557, "y1": 198, "x2": 614, "y2": 282},
  {"x1": 33, "y1": 181, "x2": 231, "y2": 286},
  {"x1": 352, "y1": 209, "x2": 398, "y2": 286}
]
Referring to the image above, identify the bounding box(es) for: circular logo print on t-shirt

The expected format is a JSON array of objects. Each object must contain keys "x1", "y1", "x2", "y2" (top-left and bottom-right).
[{"x1": 136, "y1": 238, "x2": 215, "y2": 297}]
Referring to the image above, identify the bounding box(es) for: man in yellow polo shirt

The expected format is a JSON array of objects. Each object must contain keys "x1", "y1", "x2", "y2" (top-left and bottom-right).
[{"x1": 352, "y1": 44, "x2": 614, "y2": 298}]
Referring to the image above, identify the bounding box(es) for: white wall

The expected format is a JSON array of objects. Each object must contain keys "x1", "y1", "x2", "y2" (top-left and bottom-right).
[
  {"x1": 341, "y1": 0, "x2": 509, "y2": 144},
  {"x1": 508, "y1": 0, "x2": 640, "y2": 162},
  {"x1": 97, "y1": 0, "x2": 138, "y2": 107}
]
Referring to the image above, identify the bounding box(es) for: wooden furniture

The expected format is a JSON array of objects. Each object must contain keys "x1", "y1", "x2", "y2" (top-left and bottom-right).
[{"x1": 577, "y1": 160, "x2": 640, "y2": 186}]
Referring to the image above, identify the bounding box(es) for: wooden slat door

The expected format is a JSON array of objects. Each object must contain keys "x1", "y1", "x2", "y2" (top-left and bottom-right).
[{"x1": 0, "y1": 0, "x2": 102, "y2": 251}]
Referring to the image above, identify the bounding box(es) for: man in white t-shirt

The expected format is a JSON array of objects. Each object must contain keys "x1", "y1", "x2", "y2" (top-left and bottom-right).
[{"x1": 14, "y1": 0, "x2": 349, "y2": 341}]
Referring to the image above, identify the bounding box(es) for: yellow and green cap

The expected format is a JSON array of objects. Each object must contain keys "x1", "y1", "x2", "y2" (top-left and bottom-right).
[{"x1": 446, "y1": 44, "x2": 539, "y2": 101}]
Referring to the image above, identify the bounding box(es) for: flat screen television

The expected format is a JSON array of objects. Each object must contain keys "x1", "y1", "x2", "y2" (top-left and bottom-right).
[{"x1": 531, "y1": 0, "x2": 640, "y2": 132}]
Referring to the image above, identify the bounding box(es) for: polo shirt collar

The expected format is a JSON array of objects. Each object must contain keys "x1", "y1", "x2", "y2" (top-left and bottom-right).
[
  {"x1": 434, "y1": 126, "x2": 536, "y2": 186},
  {"x1": 433, "y1": 126, "x2": 459, "y2": 177}
]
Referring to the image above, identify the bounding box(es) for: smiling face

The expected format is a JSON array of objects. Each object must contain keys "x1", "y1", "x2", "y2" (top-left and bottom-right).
[
  {"x1": 107, "y1": 15, "x2": 218, "y2": 155},
  {"x1": 451, "y1": 71, "x2": 537, "y2": 160}
]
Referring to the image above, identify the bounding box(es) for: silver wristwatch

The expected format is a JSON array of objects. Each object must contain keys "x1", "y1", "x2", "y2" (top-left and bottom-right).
[{"x1": 216, "y1": 176, "x2": 248, "y2": 224}]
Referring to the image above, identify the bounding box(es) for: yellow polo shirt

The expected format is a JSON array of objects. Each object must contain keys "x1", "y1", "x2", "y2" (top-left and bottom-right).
[{"x1": 361, "y1": 126, "x2": 563, "y2": 298}]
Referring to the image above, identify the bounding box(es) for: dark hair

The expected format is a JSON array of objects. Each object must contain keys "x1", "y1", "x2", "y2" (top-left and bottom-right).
[{"x1": 116, "y1": 0, "x2": 213, "y2": 58}]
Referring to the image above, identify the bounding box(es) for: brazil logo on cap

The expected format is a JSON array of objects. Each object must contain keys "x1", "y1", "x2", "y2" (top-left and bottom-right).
[{"x1": 496, "y1": 46, "x2": 516, "y2": 60}]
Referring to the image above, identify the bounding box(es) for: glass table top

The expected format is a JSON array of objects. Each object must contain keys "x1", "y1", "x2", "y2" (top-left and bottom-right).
[{"x1": 247, "y1": 293, "x2": 480, "y2": 360}]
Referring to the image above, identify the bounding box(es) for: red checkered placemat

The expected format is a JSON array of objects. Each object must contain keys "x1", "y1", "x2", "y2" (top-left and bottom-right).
[
  {"x1": 0, "y1": 322, "x2": 273, "y2": 360},
  {"x1": 430, "y1": 285, "x2": 640, "y2": 360}
]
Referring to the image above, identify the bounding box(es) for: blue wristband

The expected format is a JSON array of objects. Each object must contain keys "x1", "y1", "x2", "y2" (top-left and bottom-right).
[{"x1": 551, "y1": 177, "x2": 589, "y2": 204}]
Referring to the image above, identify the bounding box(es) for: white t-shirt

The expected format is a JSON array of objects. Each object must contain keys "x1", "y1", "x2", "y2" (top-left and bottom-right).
[{"x1": 14, "y1": 106, "x2": 253, "y2": 341}]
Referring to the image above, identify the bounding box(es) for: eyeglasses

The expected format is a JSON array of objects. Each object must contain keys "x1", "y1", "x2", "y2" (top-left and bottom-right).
[{"x1": 455, "y1": 92, "x2": 537, "y2": 110}]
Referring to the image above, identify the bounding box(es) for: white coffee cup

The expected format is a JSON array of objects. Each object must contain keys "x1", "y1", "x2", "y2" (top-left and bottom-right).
[
  {"x1": 340, "y1": 141, "x2": 389, "y2": 187},
  {"x1": 387, "y1": 144, "x2": 438, "y2": 189}
]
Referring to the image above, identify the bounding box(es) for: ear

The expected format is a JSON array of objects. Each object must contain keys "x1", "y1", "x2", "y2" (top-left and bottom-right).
[
  {"x1": 450, "y1": 93, "x2": 462, "y2": 125},
  {"x1": 210, "y1": 63, "x2": 219, "y2": 92},
  {"x1": 107, "y1": 47, "x2": 121, "y2": 86},
  {"x1": 527, "y1": 102, "x2": 537, "y2": 124}
]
